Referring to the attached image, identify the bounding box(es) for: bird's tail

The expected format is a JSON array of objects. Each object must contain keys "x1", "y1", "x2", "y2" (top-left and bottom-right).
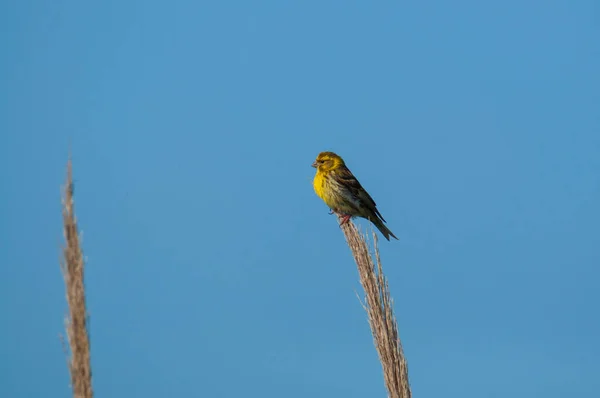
[{"x1": 369, "y1": 215, "x2": 399, "y2": 241}]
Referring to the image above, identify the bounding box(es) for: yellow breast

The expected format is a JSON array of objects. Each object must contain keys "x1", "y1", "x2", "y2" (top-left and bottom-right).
[
  {"x1": 313, "y1": 170, "x2": 326, "y2": 200},
  {"x1": 313, "y1": 170, "x2": 339, "y2": 210}
]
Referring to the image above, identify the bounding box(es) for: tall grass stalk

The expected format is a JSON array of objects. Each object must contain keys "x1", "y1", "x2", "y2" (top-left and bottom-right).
[
  {"x1": 60, "y1": 159, "x2": 93, "y2": 398},
  {"x1": 340, "y1": 218, "x2": 411, "y2": 398}
]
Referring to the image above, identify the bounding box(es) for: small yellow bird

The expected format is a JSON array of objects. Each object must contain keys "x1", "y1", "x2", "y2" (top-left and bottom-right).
[{"x1": 312, "y1": 151, "x2": 398, "y2": 241}]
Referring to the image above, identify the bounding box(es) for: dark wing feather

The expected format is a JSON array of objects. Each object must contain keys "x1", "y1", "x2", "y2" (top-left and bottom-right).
[{"x1": 334, "y1": 166, "x2": 387, "y2": 223}]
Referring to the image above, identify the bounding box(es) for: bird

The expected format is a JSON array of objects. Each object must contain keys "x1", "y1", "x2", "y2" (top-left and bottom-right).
[{"x1": 312, "y1": 151, "x2": 398, "y2": 241}]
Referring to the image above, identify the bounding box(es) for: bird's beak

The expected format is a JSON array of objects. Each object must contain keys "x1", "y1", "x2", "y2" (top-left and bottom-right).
[{"x1": 311, "y1": 161, "x2": 317, "y2": 168}]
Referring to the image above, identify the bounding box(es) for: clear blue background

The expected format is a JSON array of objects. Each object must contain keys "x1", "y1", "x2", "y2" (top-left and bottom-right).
[{"x1": 1, "y1": 1, "x2": 599, "y2": 397}]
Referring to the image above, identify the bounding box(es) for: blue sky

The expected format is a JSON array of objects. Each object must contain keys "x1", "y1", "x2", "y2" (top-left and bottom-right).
[{"x1": 1, "y1": 0, "x2": 599, "y2": 396}]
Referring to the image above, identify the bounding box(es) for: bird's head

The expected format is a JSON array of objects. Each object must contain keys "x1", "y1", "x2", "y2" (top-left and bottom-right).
[{"x1": 312, "y1": 151, "x2": 345, "y2": 172}]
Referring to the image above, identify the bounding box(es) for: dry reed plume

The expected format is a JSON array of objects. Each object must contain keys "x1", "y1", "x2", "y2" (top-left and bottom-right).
[
  {"x1": 340, "y1": 217, "x2": 411, "y2": 398},
  {"x1": 60, "y1": 159, "x2": 93, "y2": 398}
]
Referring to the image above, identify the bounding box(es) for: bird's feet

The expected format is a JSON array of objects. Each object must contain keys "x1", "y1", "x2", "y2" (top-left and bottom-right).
[
  {"x1": 328, "y1": 209, "x2": 351, "y2": 226},
  {"x1": 339, "y1": 214, "x2": 352, "y2": 226}
]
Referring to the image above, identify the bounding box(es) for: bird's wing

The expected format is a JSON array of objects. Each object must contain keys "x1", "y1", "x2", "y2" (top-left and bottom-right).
[
  {"x1": 336, "y1": 166, "x2": 387, "y2": 223},
  {"x1": 336, "y1": 165, "x2": 374, "y2": 200}
]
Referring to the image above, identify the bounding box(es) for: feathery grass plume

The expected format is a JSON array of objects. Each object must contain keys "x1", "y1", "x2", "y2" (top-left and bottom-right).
[
  {"x1": 60, "y1": 158, "x2": 93, "y2": 398},
  {"x1": 339, "y1": 217, "x2": 411, "y2": 398}
]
